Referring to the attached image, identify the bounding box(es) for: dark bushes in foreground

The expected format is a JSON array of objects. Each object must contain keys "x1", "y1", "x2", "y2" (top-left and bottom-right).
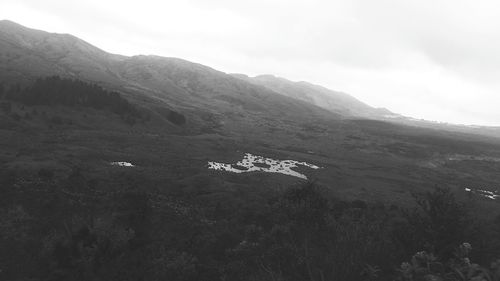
[{"x1": 0, "y1": 169, "x2": 499, "y2": 281}]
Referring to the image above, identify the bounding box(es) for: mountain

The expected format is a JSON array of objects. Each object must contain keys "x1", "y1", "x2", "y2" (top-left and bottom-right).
[
  {"x1": 0, "y1": 19, "x2": 376, "y2": 120},
  {"x1": 5, "y1": 19, "x2": 497, "y2": 136},
  {"x1": 0, "y1": 20, "x2": 124, "y2": 83},
  {"x1": 231, "y1": 73, "x2": 500, "y2": 139},
  {"x1": 232, "y1": 73, "x2": 394, "y2": 118},
  {"x1": 0, "y1": 19, "x2": 341, "y2": 136}
]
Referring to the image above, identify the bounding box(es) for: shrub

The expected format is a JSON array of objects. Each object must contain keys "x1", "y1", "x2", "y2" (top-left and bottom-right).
[
  {"x1": 397, "y1": 243, "x2": 500, "y2": 281},
  {"x1": 167, "y1": 110, "x2": 186, "y2": 126},
  {"x1": 0, "y1": 101, "x2": 11, "y2": 113}
]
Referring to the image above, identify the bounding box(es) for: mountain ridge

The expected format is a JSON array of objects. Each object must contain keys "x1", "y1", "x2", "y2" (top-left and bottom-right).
[
  {"x1": 0, "y1": 20, "x2": 375, "y2": 119},
  {"x1": 232, "y1": 73, "x2": 395, "y2": 118},
  {"x1": 0, "y1": 20, "x2": 346, "y2": 137},
  {"x1": 1, "y1": 19, "x2": 500, "y2": 138}
]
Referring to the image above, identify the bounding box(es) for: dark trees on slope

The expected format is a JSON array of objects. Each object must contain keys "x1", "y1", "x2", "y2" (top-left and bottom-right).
[{"x1": 3, "y1": 76, "x2": 140, "y2": 118}]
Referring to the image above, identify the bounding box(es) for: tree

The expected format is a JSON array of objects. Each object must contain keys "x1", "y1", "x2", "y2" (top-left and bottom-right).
[
  {"x1": 407, "y1": 187, "x2": 469, "y2": 258},
  {"x1": 4, "y1": 76, "x2": 141, "y2": 119}
]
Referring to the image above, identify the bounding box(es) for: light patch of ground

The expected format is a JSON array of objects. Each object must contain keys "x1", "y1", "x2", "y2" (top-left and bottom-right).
[
  {"x1": 422, "y1": 154, "x2": 500, "y2": 169},
  {"x1": 465, "y1": 188, "x2": 499, "y2": 200},
  {"x1": 448, "y1": 154, "x2": 500, "y2": 162},
  {"x1": 110, "y1": 161, "x2": 135, "y2": 167},
  {"x1": 208, "y1": 153, "x2": 321, "y2": 180}
]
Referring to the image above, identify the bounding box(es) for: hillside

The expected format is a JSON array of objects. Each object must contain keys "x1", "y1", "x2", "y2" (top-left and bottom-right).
[
  {"x1": 0, "y1": 20, "x2": 339, "y2": 136},
  {"x1": 4, "y1": 19, "x2": 498, "y2": 138},
  {"x1": 232, "y1": 73, "x2": 391, "y2": 118}
]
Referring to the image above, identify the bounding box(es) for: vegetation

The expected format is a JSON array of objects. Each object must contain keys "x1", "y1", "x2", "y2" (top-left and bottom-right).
[
  {"x1": 0, "y1": 164, "x2": 499, "y2": 281},
  {"x1": 2, "y1": 76, "x2": 140, "y2": 118},
  {"x1": 167, "y1": 110, "x2": 187, "y2": 126},
  {"x1": 397, "y1": 243, "x2": 500, "y2": 281}
]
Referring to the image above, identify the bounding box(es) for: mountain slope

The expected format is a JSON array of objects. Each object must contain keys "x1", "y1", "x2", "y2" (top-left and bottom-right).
[
  {"x1": 232, "y1": 73, "x2": 393, "y2": 118},
  {"x1": 2, "y1": 19, "x2": 498, "y2": 139},
  {"x1": 0, "y1": 20, "x2": 340, "y2": 135},
  {"x1": 231, "y1": 73, "x2": 500, "y2": 139},
  {"x1": 0, "y1": 20, "x2": 125, "y2": 83}
]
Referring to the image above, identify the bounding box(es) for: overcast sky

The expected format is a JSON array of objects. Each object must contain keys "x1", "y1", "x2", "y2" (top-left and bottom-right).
[{"x1": 2, "y1": 0, "x2": 500, "y2": 126}]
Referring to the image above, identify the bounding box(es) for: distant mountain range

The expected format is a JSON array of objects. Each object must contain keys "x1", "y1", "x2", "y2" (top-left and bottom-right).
[
  {"x1": 0, "y1": 20, "x2": 340, "y2": 133},
  {"x1": 0, "y1": 20, "x2": 386, "y2": 118},
  {"x1": 231, "y1": 73, "x2": 394, "y2": 118},
  {"x1": 1, "y1": 19, "x2": 499, "y2": 138}
]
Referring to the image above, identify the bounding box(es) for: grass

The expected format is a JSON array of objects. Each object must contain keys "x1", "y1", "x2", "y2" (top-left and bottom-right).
[{"x1": 1, "y1": 98, "x2": 500, "y2": 211}]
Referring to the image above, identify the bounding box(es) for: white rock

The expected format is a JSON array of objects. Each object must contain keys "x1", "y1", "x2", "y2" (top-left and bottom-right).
[
  {"x1": 208, "y1": 153, "x2": 321, "y2": 180},
  {"x1": 111, "y1": 161, "x2": 135, "y2": 167},
  {"x1": 464, "y1": 187, "x2": 499, "y2": 200}
]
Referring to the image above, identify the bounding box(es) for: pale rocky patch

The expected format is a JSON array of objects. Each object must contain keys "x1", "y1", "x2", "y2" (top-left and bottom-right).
[
  {"x1": 208, "y1": 153, "x2": 320, "y2": 180},
  {"x1": 110, "y1": 161, "x2": 135, "y2": 167},
  {"x1": 464, "y1": 187, "x2": 499, "y2": 200}
]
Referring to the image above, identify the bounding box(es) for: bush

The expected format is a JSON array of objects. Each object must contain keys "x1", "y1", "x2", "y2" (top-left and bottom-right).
[
  {"x1": 0, "y1": 101, "x2": 11, "y2": 113},
  {"x1": 10, "y1": 112, "x2": 21, "y2": 121},
  {"x1": 49, "y1": 115, "x2": 63, "y2": 125},
  {"x1": 167, "y1": 110, "x2": 186, "y2": 126},
  {"x1": 397, "y1": 243, "x2": 500, "y2": 281},
  {"x1": 2, "y1": 173, "x2": 499, "y2": 281},
  {"x1": 38, "y1": 168, "x2": 54, "y2": 181},
  {"x1": 409, "y1": 187, "x2": 469, "y2": 258}
]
